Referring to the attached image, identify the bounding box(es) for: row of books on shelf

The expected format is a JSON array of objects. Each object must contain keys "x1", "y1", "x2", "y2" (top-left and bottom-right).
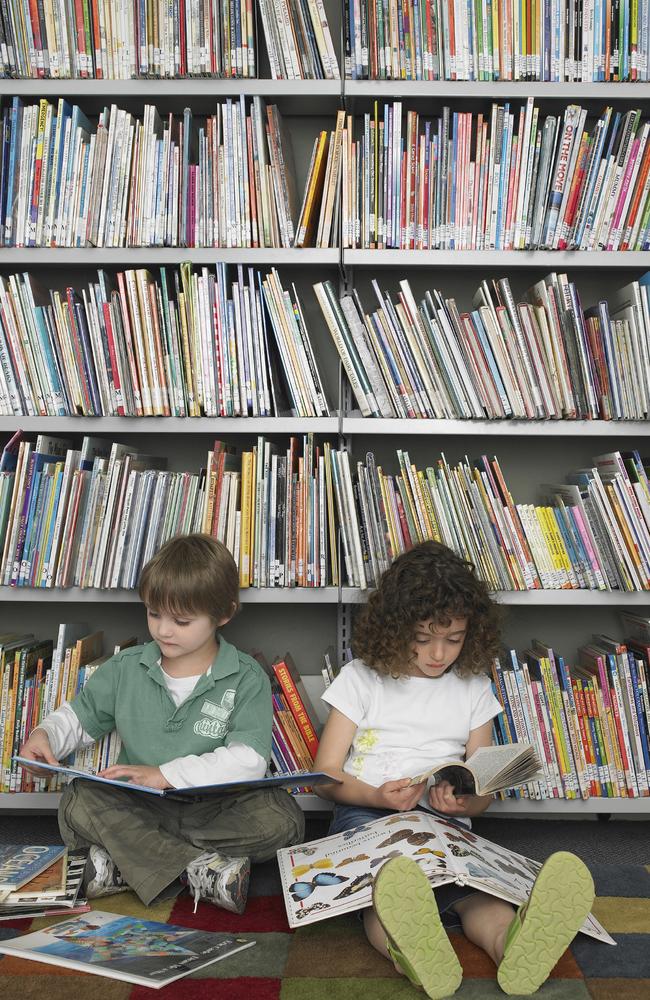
[
  {"x1": 6, "y1": 97, "x2": 650, "y2": 252},
  {"x1": 318, "y1": 272, "x2": 650, "y2": 421},
  {"x1": 0, "y1": 431, "x2": 338, "y2": 589},
  {"x1": 345, "y1": 0, "x2": 650, "y2": 81},
  {"x1": 492, "y1": 612, "x2": 650, "y2": 800},
  {"x1": 0, "y1": 623, "x2": 330, "y2": 795},
  {"x1": 0, "y1": 0, "x2": 340, "y2": 80},
  {"x1": 0, "y1": 845, "x2": 89, "y2": 920},
  {"x1": 4, "y1": 431, "x2": 650, "y2": 594},
  {"x1": 3, "y1": 263, "x2": 650, "y2": 421},
  {"x1": 0, "y1": 96, "x2": 343, "y2": 249},
  {"x1": 0, "y1": 265, "x2": 330, "y2": 418},
  {"x1": 330, "y1": 446, "x2": 650, "y2": 591},
  {"x1": 340, "y1": 101, "x2": 650, "y2": 250}
]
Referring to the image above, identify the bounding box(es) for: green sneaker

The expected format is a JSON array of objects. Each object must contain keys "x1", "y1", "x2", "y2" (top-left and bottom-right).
[
  {"x1": 372, "y1": 856, "x2": 462, "y2": 999},
  {"x1": 497, "y1": 851, "x2": 595, "y2": 996}
]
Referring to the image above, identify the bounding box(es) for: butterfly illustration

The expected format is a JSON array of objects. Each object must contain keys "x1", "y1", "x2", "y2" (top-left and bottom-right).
[
  {"x1": 333, "y1": 872, "x2": 374, "y2": 898},
  {"x1": 292, "y1": 857, "x2": 335, "y2": 878},
  {"x1": 369, "y1": 850, "x2": 401, "y2": 868},
  {"x1": 377, "y1": 828, "x2": 437, "y2": 848},
  {"x1": 290, "y1": 871, "x2": 349, "y2": 902},
  {"x1": 336, "y1": 854, "x2": 370, "y2": 867}
]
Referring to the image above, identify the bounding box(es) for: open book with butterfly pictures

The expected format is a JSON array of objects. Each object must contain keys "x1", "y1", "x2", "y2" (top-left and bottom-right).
[
  {"x1": 276, "y1": 810, "x2": 615, "y2": 946},
  {"x1": 406, "y1": 743, "x2": 542, "y2": 796}
]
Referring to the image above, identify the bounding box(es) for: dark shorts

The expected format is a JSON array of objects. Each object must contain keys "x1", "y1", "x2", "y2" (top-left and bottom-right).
[{"x1": 328, "y1": 803, "x2": 478, "y2": 928}]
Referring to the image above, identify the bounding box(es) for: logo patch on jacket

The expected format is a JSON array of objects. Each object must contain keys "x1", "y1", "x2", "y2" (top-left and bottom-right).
[{"x1": 194, "y1": 690, "x2": 235, "y2": 738}]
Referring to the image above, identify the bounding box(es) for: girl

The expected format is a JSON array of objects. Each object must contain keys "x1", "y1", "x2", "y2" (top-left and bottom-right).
[{"x1": 313, "y1": 540, "x2": 594, "y2": 998}]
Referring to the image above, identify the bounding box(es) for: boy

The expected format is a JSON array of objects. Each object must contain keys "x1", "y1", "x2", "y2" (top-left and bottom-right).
[{"x1": 20, "y1": 533, "x2": 305, "y2": 914}]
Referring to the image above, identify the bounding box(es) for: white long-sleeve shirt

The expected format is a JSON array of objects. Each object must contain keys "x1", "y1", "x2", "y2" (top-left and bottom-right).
[{"x1": 35, "y1": 668, "x2": 267, "y2": 789}]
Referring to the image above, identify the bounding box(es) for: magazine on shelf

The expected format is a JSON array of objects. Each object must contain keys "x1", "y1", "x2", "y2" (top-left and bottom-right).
[
  {"x1": 0, "y1": 910, "x2": 255, "y2": 987},
  {"x1": 276, "y1": 811, "x2": 615, "y2": 945},
  {"x1": 0, "y1": 844, "x2": 66, "y2": 892},
  {"x1": 0, "y1": 850, "x2": 87, "y2": 915},
  {"x1": 407, "y1": 743, "x2": 542, "y2": 796},
  {"x1": 13, "y1": 758, "x2": 341, "y2": 800}
]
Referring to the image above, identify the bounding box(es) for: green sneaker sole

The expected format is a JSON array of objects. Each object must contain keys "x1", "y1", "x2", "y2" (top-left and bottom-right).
[
  {"x1": 372, "y1": 856, "x2": 462, "y2": 1000},
  {"x1": 497, "y1": 851, "x2": 595, "y2": 996}
]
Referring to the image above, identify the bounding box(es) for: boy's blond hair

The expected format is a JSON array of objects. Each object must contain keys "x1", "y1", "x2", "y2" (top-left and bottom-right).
[{"x1": 138, "y1": 534, "x2": 239, "y2": 623}]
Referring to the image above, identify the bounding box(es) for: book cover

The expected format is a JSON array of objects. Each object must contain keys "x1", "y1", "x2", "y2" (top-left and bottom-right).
[
  {"x1": 0, "y1": 844, "x2": 66, "y2": 892},
  {"x1": 0, "y1": 849, "x2": 86, "y2": 913},
  {"x1": 0, "y1": 910, "x2": 255, "y2": 987}
]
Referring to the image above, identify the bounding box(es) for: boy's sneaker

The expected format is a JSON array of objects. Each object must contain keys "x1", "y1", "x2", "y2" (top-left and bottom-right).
[
  {"x1": 372, "y1": 856, "x2": 462, "y2": 999},
  {"x1": 183, "y1": 852, "x2": 250, "y2": 915},
  {"x1": 497, "y1": 850, "x2": 594, "y2": 995},
  {"x1": 84, "y1": 845, "x2": 129, "y2": 898}
]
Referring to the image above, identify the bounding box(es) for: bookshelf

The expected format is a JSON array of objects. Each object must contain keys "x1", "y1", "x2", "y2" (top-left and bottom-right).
[{"x1": 2, "y1": 3, "x2": 650, "y2": 815}]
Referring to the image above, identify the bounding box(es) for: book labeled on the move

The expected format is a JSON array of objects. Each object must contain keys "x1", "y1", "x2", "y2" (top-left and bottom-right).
[
  {"x1": 0, "y1": 850, "x2": 87, "y2": 917},
  {"x1": 0, "y1": 844, "x2": 66, "y2": 892},
  {"x1": 0, "y1": 910, "x2": 255, "y2": 988},
  {"x1": 277, "y1": 811, "x2": 615, "y2": 946},
  {"x1": 407, "y1": 743, "x2": 543, "y2": 796},
  {"x1": 13, "y1": 758, "x2": 341, "y2": 800}
]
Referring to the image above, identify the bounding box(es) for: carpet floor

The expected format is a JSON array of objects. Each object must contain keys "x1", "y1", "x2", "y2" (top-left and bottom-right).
[{"x1": 1, "y1": 817, "x2": 648, "y2": 1000}]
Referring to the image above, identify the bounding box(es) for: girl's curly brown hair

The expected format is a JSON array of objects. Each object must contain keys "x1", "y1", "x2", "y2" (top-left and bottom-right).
[{"x1": 353, "y1": 541, "x2": 502, "y2": 678}]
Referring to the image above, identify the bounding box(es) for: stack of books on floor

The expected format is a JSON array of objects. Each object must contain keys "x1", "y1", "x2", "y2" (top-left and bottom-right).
[
  {"x1": 0, "y1": 845, "x2": 89, "y2": 920},
  {"x1": 0, "y1": 0, "x2": 258, "y2": 77},
  {"x1": 329, "y1": 445, "x2": 650, "y2": 592},
  {"x1": 0, "y1": 265, "x2": 330, "y2": 418},
  {"x1": 0, "y1": 431, "x2": 338, "y2": 592},
  {"x1": 345, "y1": 0, "x2": 650, "y2": 80},
  {"x1": 338, "y1": 101, "x2": 650, "y2": 251},
  {"x1": 317, "y1": 273, "x2": 650, "y2": 421}
]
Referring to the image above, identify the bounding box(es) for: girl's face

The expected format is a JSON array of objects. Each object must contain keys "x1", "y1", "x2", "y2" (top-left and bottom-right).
[{"x1": 409, "y1": 617, "x2": 468, "y2": 678}]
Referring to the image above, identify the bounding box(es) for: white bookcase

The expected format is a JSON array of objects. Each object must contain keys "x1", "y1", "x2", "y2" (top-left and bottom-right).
[{"x1": 2, "y1": 36, "x2": 650, "y2": 816}]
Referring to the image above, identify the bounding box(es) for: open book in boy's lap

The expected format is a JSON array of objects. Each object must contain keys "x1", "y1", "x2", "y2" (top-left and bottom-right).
[{"x1": 407, "y1": 743, "x2": 542, "y2": 796}]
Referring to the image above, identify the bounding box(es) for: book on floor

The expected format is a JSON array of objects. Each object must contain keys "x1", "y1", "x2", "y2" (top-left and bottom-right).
[
  {"x1": 0, "y1": 844, "x2": 66, "y2": 892},
  {"x1": 0, "y1": 910, "x2": 255, "y2": 987},
  {"x1": 276, "y1": 811, "x2": 615, "y2": 946},
  {"x1": 1, "y1": 852, "x2": 67, "y2": 900},
  {"x1": 407, "y1": 743, "x2": 543, "y2": 795},
  {"x1": 0, "y1": 850, "x2": 87, "y2": 915},
  {"x1": 13, "y1": 758, "x2": 341, "y2": 800}
]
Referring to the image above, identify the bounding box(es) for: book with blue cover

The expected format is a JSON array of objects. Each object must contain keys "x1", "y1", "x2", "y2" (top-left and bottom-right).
[
  {"x1": 0, "y1": 844, "x2": 66, "y2": 892},
  {"x1": 13, "y1": 757, "x2": 340, "y2": 800}
]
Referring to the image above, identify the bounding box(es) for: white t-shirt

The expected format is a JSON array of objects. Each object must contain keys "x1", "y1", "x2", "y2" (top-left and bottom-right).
[{"x1": 322, "y1": 658, "x2": 502, "y2": 788}]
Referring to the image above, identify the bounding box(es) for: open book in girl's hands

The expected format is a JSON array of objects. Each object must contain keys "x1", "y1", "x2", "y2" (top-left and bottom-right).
[{"x1": 406, "y1": 743, "x2": 542, "y2": 796}]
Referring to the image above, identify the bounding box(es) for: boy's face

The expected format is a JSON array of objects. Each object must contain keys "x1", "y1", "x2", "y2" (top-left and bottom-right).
[
  {"x1": 146, "y1": 608, "x2": 219, "y2": 669},
  {"x1": 409, "y1": 617, "x2": 468, "y2": 678}
]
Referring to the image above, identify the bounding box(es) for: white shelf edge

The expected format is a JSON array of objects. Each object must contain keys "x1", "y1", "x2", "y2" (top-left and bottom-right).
[
  {"x1": 344, "y1": 249, "x2": 650, "y2": 267},
  {"x1": 0, "y1": 79, "x2": 342, "y2": 97},
  {"x1": 341, "y1": 588, "x2": 650, "y2": 605},
  {"x1": 342, "y1": 418, "x2": 650, "y2": 436},
  {"x1": 0, "y1": 586, "x2": 342, "y2": 603},
  {"x1": 0, "y1": 416, "x2": 340, "y2": 433},
  {"x1": 346, "y1": 81, "x2": 650, "y2": 99},
  {"x1": 2, "y1": 792, "x2": 648, "y2": 815},
  {"x1": 0, "y1": 248, "x2": 340, "y2": 265}
]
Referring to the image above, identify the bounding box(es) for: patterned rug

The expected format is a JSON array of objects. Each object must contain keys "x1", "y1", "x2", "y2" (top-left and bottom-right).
[{"x1": 1, "y1": 861, "x2": 649, "y2": 1000}]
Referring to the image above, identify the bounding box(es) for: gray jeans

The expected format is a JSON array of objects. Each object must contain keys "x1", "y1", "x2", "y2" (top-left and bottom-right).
[{"x1": 59, "y1": 779, "x2": 305, "y2": 905}]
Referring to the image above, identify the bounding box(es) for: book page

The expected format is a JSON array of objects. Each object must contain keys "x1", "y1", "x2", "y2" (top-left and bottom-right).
[{"x1": 277, "y1": 811, "x2": 455, "y2": 928}]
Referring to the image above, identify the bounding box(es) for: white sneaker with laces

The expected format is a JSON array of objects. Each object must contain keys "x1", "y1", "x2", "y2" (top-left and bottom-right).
[
  {"x1": 184, "y1": 852, "x2": 250, "y2": 915},
  {"x1": 84, "y1": 845, "x2": 129, "y2": 898}
]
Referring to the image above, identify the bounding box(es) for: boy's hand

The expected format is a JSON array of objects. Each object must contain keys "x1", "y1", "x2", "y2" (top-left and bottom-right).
[
  {"x1": 19, "y1": 729, "x2": 59, "y2": 775},
  {"x1": 374, "y1": 778, "x2": 427, "y2": 812},
  {"x1": 98, "y1": 764, "x2": 171, "y2": 790},
  {"x1": 428, "y1": 779, "x2": 484, "y2": 817}
]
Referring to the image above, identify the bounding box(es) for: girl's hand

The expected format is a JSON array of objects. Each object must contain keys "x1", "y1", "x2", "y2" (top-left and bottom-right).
[
  {"x1": 374, "y1": 778, "x2": 427, "y2": 812},
  {"x1": 428, "y1": 779, "x2": 472, "y2": 816},
  {"x1": 19, "y1": 729, "x2": 59, "y2": 775},
  {"x1": 98, "y1": 764, "x2": 171, "y2": 790}
]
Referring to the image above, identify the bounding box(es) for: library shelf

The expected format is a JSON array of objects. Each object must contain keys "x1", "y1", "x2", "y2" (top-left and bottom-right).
[
  {"x1": 0, "y1": 80, "x2": 343, "y2": 98},
  {"x1": 340, "y1": 589, "x2": 650, "y2": 606},
  {"x1": 342, "y1": 419, "x2": 650, "y2": 437},
  {"x1": 0, "y1": 249, "x2": 341, "y2": 267},
  {"x1": 345, "y1": 82, "x2": 650, "y2": 101},
  {"x1": 344, "y1": 250, "x2": 650, "y2": 269},
  {"x1": 0, "y1": 791, "x2": 331, "y2": 811},
  {"x1": 0, "y1": 587, "x2": 343, "y2": 604},
  {"x1": 0, "y1": 417, "x2": 341, "y2": 434}
]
